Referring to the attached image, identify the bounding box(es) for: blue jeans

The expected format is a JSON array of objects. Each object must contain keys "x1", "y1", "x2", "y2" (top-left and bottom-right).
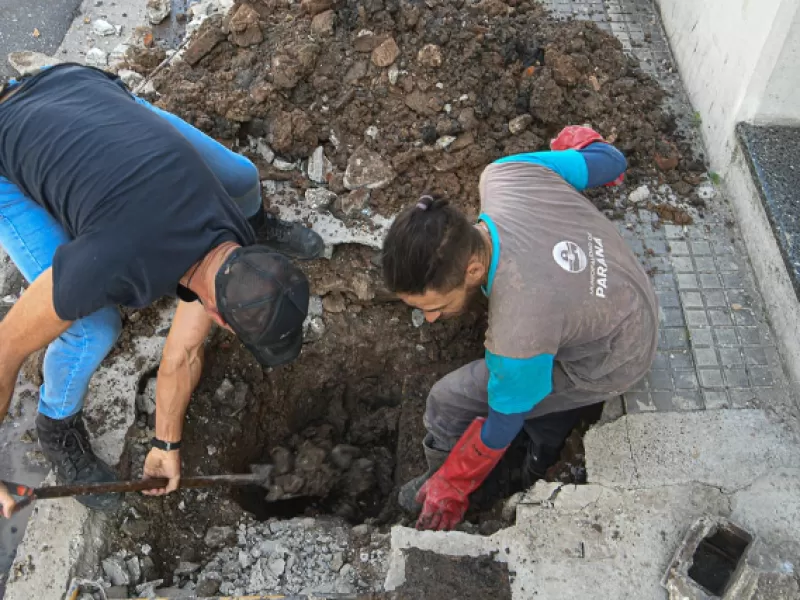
[{"x1": 0, "y1": 79, "x2": 261, "y2": 419}]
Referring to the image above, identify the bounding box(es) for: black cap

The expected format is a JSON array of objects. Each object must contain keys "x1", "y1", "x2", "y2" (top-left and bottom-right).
[{"x1": 215, "y1": 247, "x2": 309, "y2": 367}]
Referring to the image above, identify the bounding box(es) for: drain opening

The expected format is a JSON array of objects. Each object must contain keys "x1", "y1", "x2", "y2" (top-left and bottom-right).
[{"x1": 688, "y1": 524, "x2": 752, "y2": 595}]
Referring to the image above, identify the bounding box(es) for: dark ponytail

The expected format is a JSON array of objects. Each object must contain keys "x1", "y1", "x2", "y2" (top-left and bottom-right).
[{"x1": 382, "y1": 195, "x2": 485, "y2": 295}]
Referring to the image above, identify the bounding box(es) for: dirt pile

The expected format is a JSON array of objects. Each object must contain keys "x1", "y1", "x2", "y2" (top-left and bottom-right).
[{"x1": 137, "y1": 0, "x2": 706, "y2": 222}]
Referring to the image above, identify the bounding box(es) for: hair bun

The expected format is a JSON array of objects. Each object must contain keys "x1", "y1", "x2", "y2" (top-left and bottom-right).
[{"x1": 415, "y1": 195, "x2": 449, "y2": 212}]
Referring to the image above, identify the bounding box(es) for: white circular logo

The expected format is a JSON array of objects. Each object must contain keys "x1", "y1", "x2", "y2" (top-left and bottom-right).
[{"x1": 552, "y1": 241, "x2": 587, "y2": 273}]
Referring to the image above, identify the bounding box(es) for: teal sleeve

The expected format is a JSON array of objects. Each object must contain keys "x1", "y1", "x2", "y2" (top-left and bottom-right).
[
  {"x1": 485, "y1": 351, "x2": 555, "y2": 415},
  {"x1": 493, "y1": 150, "x2": 589, "y2": 190}
]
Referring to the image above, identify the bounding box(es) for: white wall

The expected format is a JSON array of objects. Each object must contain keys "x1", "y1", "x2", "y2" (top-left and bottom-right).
[
  {"x1": 656, "y1": 0, "x2": 799, "y2": 171},
  {"x1": 757, "y1": 4, "x2": 800, "y2": 124}
]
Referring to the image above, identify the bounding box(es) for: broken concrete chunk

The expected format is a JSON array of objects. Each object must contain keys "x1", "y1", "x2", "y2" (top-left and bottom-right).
[
  {"x1": 93, "y1": 19, "x2": 117, "y2": 36},
  {"x1": 311, "y1": 10, "x2": 336, "y2": 35},
  {"x1": 146, "y1": 0, "x2": 171, "y2": 24},
  {"x1": 183, "y1": 17, "x2": 226, "y2": 66},
  {"x1": 229, "y1": 4, "x2": 263, "y2": 47},
  {"x1": 417, "y1": 44, "x2": 443, "y2": 68},
  {"x1": 306, "y1": 188, "x2": 337, "y2": 211},
  {"x1": 204, "y1": 526, "x2": 237, "y2": 549},
  {"x1": 118, "y1": 69, "x2": 145, "y2": 90},
  {"x1": 628, "y1": 185, "x2": 651, "y2": 204},
  {"x1": 344, "y1": 146, "x2": 396, "y2": 190},
  {"x1": 85, "y1": 48, "x2": 108, "y2": 67},
  {"x1": 508, "y1": 114, "x2": 533, "y2": 135},
  {"x1": 109, "y1": 44, "x2": 130, "y2": 64},
  {"x1": 371, "y1": 37, "x2": 400, "y2": 68},
  {"x1": 102, "y1": 556, "x2": 131, "y2": 586},
  {"x1": 411, "y1": 309, "x2": 425, "y2": 328},
  {"x1": 330, "y1": 444, "x2": 361, "y2": 470},
  {"x1": 334, "y1": 188, "x2": 371, "y2": 216},
  {"x1": 8, "y1": 51, "x2": 63, "y2": 76},
  {"x1": 271, "y1": 446, "x2": 294, "y2": 475},
  {"x1": 307, "y1": 146, "x2": 333, "y2": 183},
  {"x1": 174, "y1": 561, "x2": 201, "y2": 576},
  {"x1": 126, "y1": 556, "x2": 142, "y2": 584}
]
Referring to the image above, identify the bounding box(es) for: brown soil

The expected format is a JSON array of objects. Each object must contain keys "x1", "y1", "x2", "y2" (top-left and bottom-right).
[
  {"x1": 134, "y1": 0, "x2": 705, "y2": 220},
  {"x1": 106, "y1": 0, "x2": 697, "y2": 583},
  {"x1": 387, "y1": 549, "x2": 512, "y2": 600}
]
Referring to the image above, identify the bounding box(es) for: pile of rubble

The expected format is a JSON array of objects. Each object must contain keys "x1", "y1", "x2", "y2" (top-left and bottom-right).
[{"x1": 95, "y1": 517, "x2": 388, "y2": 598}]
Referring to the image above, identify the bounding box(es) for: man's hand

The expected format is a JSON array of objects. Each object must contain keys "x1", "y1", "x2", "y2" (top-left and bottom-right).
[
  {"x1": 0, "y1": 483, "x2": 18, "y2": 519},
  {"x1": 142, "y1": 448, "x2": 181, "y2": 495}
]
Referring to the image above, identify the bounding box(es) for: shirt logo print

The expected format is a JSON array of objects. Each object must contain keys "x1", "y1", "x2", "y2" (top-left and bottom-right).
[{"x1": 552, "y1": 240, "x2": 587, "y2": 273}]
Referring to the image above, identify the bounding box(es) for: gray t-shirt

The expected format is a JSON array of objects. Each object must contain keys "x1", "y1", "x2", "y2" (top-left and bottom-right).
[{"x1": 479, "y1": 161, "x2": 658, "y2": 402}]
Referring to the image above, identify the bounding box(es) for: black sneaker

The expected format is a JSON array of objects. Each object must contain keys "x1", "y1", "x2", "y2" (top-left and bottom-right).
[
  {"x1": 36, "y1": 412, "x2": 121, "y2": 511},
  {"x1": 248, "y1": 209, "x2": 324, "y2": 260}
]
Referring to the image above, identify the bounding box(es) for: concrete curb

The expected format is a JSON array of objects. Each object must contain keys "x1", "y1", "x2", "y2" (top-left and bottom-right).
[{"x1": 721, "y1": 136, "x2": 800, "y2": 395}]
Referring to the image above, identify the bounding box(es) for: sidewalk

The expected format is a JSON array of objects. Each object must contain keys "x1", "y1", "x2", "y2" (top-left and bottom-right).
[{"x1": 384, "y1": 0, "x2": 800, "y2": 597}]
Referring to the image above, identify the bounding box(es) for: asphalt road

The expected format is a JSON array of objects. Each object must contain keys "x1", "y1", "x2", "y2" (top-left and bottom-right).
[{"x1": 0, "y1": 0, "x2": 83, "y2": 79}]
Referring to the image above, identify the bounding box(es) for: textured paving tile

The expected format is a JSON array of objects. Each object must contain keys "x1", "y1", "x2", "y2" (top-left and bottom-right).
[{"x1": 538, "y1": 0, "x2": 794, "y2": 417}]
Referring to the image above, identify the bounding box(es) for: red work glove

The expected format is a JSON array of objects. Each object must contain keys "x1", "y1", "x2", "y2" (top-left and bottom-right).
[
  {"x1": 415, "y1": 418, "x2": 507, "y2": 531},
  {"x1": 550, "y1": 125, "x2": 624, "y2": 186}
]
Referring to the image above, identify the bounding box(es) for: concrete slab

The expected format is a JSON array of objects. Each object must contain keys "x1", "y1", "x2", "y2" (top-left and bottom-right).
[
  {"x1": 730, "y1": 468, "x2": 800, "y2": 560},
  {"x1": 585, "y1": 410, "x2": 800, "y2": 491}
]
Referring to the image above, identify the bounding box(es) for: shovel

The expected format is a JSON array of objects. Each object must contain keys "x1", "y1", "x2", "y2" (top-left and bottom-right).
[{"x1": 3, "y1": 464, "x2": 278, "y2": 515}]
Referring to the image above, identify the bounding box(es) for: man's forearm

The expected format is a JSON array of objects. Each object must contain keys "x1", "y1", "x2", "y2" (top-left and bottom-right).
[{"x1": 154, "y1": 344, "x2": 204, "y2": 443}]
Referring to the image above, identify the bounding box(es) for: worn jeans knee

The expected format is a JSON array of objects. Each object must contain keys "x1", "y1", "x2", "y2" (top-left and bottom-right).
[{"x1": 39, "y1": 306, "x2": 122, "y2": 419}]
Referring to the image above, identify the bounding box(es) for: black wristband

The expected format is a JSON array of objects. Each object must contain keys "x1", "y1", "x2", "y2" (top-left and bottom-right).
[{"x1": 151, "y1": 437, "x2": 182, "y2": 451}]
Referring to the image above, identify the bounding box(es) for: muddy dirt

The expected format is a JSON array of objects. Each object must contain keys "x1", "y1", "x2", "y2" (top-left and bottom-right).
[
  {"x1": 100, "y1": 0, "x2": 700, "y2": 588},
  {"x1": 132, "y1": 0, "x2": 706, "y2": 221},
  {"x1": 388, "y1": 549, "x2": 512, "y2": 600}
]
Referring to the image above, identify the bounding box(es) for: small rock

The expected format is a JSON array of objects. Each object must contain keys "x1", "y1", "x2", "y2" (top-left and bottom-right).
[
  {"x1": 371, "y1": 37, "x2": 400, "y2": 68},
  {"x1": 102, "y1": 556, "x2": 130, "y2": 586},
  {"x1": 229, "y1": 3, "x2": 263, "y2": 47},
  {"x1": 353, "y1": 30, "x2": 379, "y2": 52},
  {"x1": 7, "y1": 51, "x2": 63, "y2": 76},
  {"x1": 92, "y1": 19, "x2": 117, "y2": 36},
  {"x1": 330, "y1": 552, "x2": 345, "y2": 572},
  {"x1": 628, "y1": 185, "x2": 651, "y2": 205},
  {"x1": 275, "y1": 473, "x2": 305, "y2": 495},
  {"x1": 271, "y1": 447, "x2": 294, "y2": 475},
  {"x1": 145, "y1": 0, "x2": 171, "y2": 24},
  {"x1": 136, "y1": 580, "x2": 164, "y2": 596},
  {"x1": 195, "y1": 575, "x2": 221, "y2": 597},
  {"x1": 411, "y1": 309, "x2": 425, "y2": 328},
  {"x1": 141, "y1": 556, "x2": 157, "y2": 581},
  {"x1": 436, "y1": 136, "x2": 456, "y2": 150},
  {"x1": 239, "y1": 550, "x2": 254, "y2": 569},
  {"x1": 183, "y1": 18, "x2": 226, "y2": 66},
  {"x1": 365, "y1": 125, "x2": 379, "y2": 140},
  {"x1": 85, "y1": 48, "x2": 108, "y2": 67},
  {"x1": 351, "y1": 523, "x2": 371, "y2": 539},
  {"x1": 268, "y1": 557, "x2": 286, "y2": 577},
  {"x1": 303, "y1": 316, "x2": 326, "y2": 342},
  {"x1": 307, "y1": 146, "x2": 333, "y2": 183},
  {"x1": 273, "y1": 158, "x2": 296, "y2": 171},
  {"x1": 306, "y1": 188, "x2": 337, "y2": 211},
  {"x1": 330, "y1": 444, "x2": 361, "y2": 470},
  {"x1": 117, "y1": 69, "x2": 144, "y2": 90},
  {"x1": 126, "y1": 556, "x2": 142, "y2": 584},
  {"x1": 174, "y1": 561, "x2": 201, "y2": 576},
  {"x1": 417, "y1": 44, "x2": 442, "y2": 68},
  {"x1": 508, "y1": 114, "x2": 533, "y2": 135},
  {"x1": 388, "y1": 64, "x2": 400, "y2": 85},
  {"x1": 253, "y1": 139, "x2": 275, "y2": 163},
  {"x1": 334, "y1": 188, "x2": 371, "y2": 216},
  {"x1": 311, "y1": 10, "x2": 336, "y2": 35},
  {"x1": 323, "y1": 293, "x2": 346, "y2": 314},
  {"x1": 458, "y1": 107, "x2": 479, "y2": 131},
  {"x1": 214, "y1": 378, "x2": 235, "y2": 404},
  {"x1": 344, "y1": 146, "x2": 396, "y2": 190},
  {"x1": 696, "y1": 183, "x2": 716, "y2": 200},
  {"x1": 654, "y1": 142, "x2": 680, "y2": 171},
  {"x1": 205, "y1": 526, "x2": 236, "y2": 549},
  {"x1": 302, "y1": 0, "x2": 333, "y2": 15}
]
